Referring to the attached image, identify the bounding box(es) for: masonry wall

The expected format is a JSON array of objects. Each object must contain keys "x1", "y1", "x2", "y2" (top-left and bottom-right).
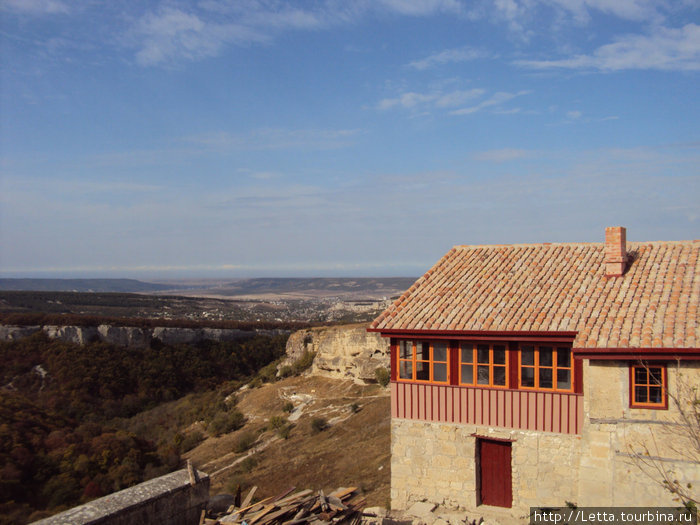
[
  {"x1": 390, "y1": 361, "x2": 700, "y2": 520},
  {"x1": 391, "y1": 418, "x2": 581, "y2": 519},
  {"x1": 578, "y1": 360, "x2": 700, "y2": 506},
  {"x1": 31, "y1": 468, "x2": 209, "y2": 525}
]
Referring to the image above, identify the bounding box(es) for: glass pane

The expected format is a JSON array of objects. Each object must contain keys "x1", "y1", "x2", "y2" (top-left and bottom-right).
[
  {"x1": 399, "y1": 361, "x2": 412, "y2": 379},
  {"x1": 635, "y1": 367, "x2": 648, "y2": 384},
  {"x1": 400, "y1": 341, "x2": 412, "y2": 359},
  {"x1": 416, "y1": 360, "x2": 429, "y2": 380},
  {"x1": 557, "y1": 348, "x2": 571, "y2": 367},
  {"x1": 477, "y1": 344, "x2": 490, "y2": 364},
  {"x1": 540, "y1": 347, "x2": 553, "y2": 366},
  {"x1": 635, "y1": 386, "x2": 647, "y2": 403},
  {"x1": 521, "y1": 367, "x2": 535, "y2": 387},
  {"x1": 557, "y1": 369, "x2": 571, "y2": 390},
  {"x1": 493, "y1": 366, "x2": 506, "y2": 386},
  {"x1": 649, "y1": 386, "x2": 662, "y2": 404},
  {"x1": 477, "y1": 365, "x2": 490, "y2": 385},
  {"x1": 433, "y1": 342, "x2": 447, "y2": 362},
  {"x1": 461, "y1": 344, "x2": 473, "y2": 363},
  {"x1": 433, "y1": 363, "x2": 447, "y2": 382},
  {"x1": 461, "y1": 364, "x2": 474, "y2": 384},
  {"x1": 521, "y1": 347, "x2": 534, "y2": 365},
  {"x1": 493, "y1": 347, "x2": 506, "y2": 364},
  {"x1": 417, "y1": 341, "x2": 430, "y2": 361},
  {"x1": 649, "y1": 368, "x2": 663, "y2": 386},
  {"x1": 540, "y1": 368, "x2": 553, "y2": 389}
]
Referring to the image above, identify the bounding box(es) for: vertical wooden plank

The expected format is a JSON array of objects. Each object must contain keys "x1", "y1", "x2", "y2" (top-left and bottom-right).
[{"x1": 391, "y1": 382, "x2": 398, "y2": 418}]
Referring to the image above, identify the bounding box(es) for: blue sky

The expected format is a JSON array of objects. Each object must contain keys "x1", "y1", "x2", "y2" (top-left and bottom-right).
[{"x1": 1, "y1": 0, "x2": 698, "y2": 278}]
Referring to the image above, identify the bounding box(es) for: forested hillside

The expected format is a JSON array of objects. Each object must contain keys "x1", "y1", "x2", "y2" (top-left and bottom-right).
[{"x1": 0, "y1": 332, "x2": 287, "y2": 524}]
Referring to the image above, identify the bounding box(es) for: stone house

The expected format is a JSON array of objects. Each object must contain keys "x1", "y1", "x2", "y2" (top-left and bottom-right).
[{"x1": 369, "y1": 227, "x2": 699, "y2": 519}]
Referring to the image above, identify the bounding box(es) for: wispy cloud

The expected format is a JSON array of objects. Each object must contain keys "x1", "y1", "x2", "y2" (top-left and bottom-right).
[
  {"x1": 517, "y1": 23, "x2": 700, "y2": 71},
  {"x1": 408, "y1": 46, "x2": 491, "y2": 69},
  {"x1": 1, "y1": 0, "x2": 69, "y2": 15},
  {"x1": 185, "y1": 128, "x2": 363, "y2": 151},
  {"x1": 450, "y1": 90, "x2": 531, "y2": 115},
  {"x1": 472, "y1": 148, "x2": 532, "y2": 162},
  {"x1": 377, "y1": 88, "x2": 484, "y2": 110},
  {"x1": 132, "y1": 7, "x2": 269, "y2": 66}
]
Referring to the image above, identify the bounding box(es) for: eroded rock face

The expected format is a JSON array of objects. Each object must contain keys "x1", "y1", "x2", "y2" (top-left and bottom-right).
[
  {"x1": 283, "y1": 323, "x2": 390, "y2": 384},
  {"x1": 0, "y1": 325, "x2": 286, "y2": 349}
]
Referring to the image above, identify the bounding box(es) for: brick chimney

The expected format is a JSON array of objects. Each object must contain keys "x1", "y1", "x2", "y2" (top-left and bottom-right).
[{"x1": 605, "y1": 226, "x2": 628, "y2": 277}]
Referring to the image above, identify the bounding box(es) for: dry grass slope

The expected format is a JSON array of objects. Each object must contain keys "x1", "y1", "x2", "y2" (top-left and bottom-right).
[{"x1": 184, "y1": 375, "x2": 391, "y2": 507}]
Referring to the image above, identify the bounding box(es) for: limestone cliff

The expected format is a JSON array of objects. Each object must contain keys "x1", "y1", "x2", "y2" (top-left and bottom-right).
[
  {"x1": 0, "y1": 324, "x2": 286, "y2": 348},
  {"x1": 283, "y1": 323, "x2": 390, "y2": 384}
]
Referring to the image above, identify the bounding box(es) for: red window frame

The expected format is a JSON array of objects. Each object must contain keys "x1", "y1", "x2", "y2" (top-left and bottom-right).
[
  {"x1": 630, "y1": 364, "x2": 667, "y2": 409},
  {"x1": 459, "y1": 342, "x2": 509, "y2": 388},
  {"x1": 518, "y1": 344, "x2": 574, "y2": 393},
  {"x1": 396, "y1": 340, "x2": 450, "y2": 384}
]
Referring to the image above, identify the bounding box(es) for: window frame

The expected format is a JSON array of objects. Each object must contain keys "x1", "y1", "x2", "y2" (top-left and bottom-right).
[
  {"x1": 629, "y1": 363, "x2": 667, "y2": 409},
  {"x1": 518, "y1": 344, "x2": 574, "y2": 393},
  {"x1": 459, "y1": 342, "x2": 509, "y2": 388},
  {"x1": 396, "y1": 340, "x2": 450, "y2": 384}
]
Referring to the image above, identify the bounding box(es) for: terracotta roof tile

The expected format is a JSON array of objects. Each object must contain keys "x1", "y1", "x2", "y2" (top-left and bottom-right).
[{"x1": 370, "y1": 240, "x2": 700, "y2": 349}]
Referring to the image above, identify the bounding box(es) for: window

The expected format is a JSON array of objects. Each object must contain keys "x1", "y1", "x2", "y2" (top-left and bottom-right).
[
  {"x1": 519, "y1": 345, "x2": 573, "y2": 392},
  {"x1": 460, "y1": 342, "x2": 508, "y2": 387},
  {"x1": 630, "y1": 364, "x2": 666, "y2": 408},
  {"x1": 397, "y1": 340, "x2": 449, "y2": 383}
]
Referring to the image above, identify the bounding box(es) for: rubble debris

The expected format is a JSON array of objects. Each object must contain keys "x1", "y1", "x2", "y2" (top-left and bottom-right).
[{"x1": 201, "y1": 485, "x2": 367, "y2": 525}]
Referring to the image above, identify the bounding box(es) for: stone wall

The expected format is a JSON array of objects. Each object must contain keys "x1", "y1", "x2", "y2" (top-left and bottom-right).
[
  {"x1": 391, "y1": 419, "x2": 580, "y2": 520},
  {"x1": 31, "y1": 468, "x2": 209, "y2": 525},
  {"x1": 577, "y1": 360, "x2": 700, "y2": 506},
  {"x1": 0, "y1": 324, "x2": 286, "y2": 349},
  {"x1": 390, "y1": 361, "x2": 700, "y2": 519},
  {"x1": 283, "y1": 323, "x2": 389, "y2": 384}
]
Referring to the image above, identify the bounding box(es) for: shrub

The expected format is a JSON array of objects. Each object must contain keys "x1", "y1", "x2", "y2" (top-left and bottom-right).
[
  {"x1": 257, "y1": 361, "x2": 279, "y2": 383},
  {"x1": 179, "y1": 431, "x2": 205, "y2": 452},
  {"x1": 310, "y1": 417, "x2": 328, "y2": 434},
  {"x1": 268, "y1": 415, "x2": 287, "y2": 431},
  {"x1": 375, "y1": 367, "x2": 390, "y2": 387},
  {"x1": 240, "y1": 455, "x2": 258, "y2": 473},
  {"x1": 233, "y1": 431, "x2": 257, "y2": 453},
  {"x1": 277, "y1": 424, "x2": 292, "y2": 439},
  {"x1": 349, "y1": 402, "x2": 360, "y2": 414},
  {"x1": 278, "y1": 365, "x2": 293, "y2": 378},
  {"x1": 292, "y1": 350, "x2": 316, "y2": 374},
  {"x1": 208, "y1": 410, "x2": 246, "y2": 437},
  {"x1": 282, "y1": 401, "x2": 294, "y2": 413}
]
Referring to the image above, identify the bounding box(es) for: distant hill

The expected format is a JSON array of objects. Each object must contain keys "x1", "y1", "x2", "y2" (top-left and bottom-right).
[
  {"x1": 198, "y1": 277, "x2": 416, "y2": 298},
  {"x1": 0, "y1": 278, "x2": 177, "y2": 293}
]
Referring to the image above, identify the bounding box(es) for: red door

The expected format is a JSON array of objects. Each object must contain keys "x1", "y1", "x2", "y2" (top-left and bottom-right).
[{"x1": 479, "y1": 439, "x2": 512, "y2": 508}]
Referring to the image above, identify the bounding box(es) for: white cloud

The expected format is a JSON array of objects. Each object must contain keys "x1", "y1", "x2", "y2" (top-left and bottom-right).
[
  {"x1": 408, "y1": 46, "x2": 491, "y2": 69},
  {"x1": 567, "y1": 110, "x2": 583, "y2": 119},
  {"x1": 133, "y1": 7, "x2": 268, "y2": 66},
  {"x1": 1, "y1": 0, "x2": 68, "y2": 15},
  {"x1": 472, "y1": 148, "x2": 532, "y2": 162},
  {"x1": 378, "y1": 88, "x2": 484, "y2": 111},
  {"x1": 450, "y1": 90, "x2": 531, "y2": 115},
  {"x1": 377, "y1": 0, "x2": 463, "y2": 16},
  {"x1": 517, "y1": 23, "x2": 700, "y2": 71},
  {"x1": 185, "y1": 128, "x2": 362, "y2": 151}
]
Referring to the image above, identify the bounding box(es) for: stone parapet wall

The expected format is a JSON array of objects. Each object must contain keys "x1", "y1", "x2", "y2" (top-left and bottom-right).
[
  {"x1": 31, "y1": 468, "x2": 209, "y2": 525},
  {"x1": 283, "y1": 323, "x2": 389, "y2": 384}
]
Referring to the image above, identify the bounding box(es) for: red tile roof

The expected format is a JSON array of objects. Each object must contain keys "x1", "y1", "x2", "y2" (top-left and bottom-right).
[{"x1": 370, "y1": 240, "x2": 700, "y2": 349}]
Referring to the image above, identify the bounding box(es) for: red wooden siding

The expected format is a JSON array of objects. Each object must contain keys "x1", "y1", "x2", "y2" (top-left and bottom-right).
[
  {"x1": 479, "y1": 439, "x2": 512, "y2": 508},
  {"x1": 391, "y1": 381, "x2": 583, "y2": 435}
]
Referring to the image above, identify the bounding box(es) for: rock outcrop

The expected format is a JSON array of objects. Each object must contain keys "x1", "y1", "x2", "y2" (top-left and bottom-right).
[
  {"x1": 283, "y1": 323, "x2": 389, "y2": 384},
  {"x1": 0, "y1": 324, "x2": 287, "y2": 349}
]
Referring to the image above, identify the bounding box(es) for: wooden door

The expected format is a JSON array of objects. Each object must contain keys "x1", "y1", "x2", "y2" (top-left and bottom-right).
[{"x1": 479, "y1": 439, "x2": 512, "y2": 508}]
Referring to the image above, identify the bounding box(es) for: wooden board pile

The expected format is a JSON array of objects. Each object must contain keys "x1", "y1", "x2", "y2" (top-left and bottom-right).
[{"x1": 200, "y1": 486, "x2": 367, "y2": 525}]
